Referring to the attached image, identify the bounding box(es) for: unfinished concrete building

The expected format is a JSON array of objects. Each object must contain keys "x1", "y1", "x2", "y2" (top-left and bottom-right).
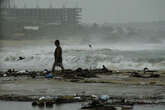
[
  {"x1": 0, "y1": 0, "x2": 82, "y2": 39},
  {"x1": 0, "y1": 0, "x2": 82, "y2": 25}
]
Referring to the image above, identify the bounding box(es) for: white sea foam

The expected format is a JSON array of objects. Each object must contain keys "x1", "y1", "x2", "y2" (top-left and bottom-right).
[{"x1": 0, "y1": 43, "x2": 165, "y2": 71}]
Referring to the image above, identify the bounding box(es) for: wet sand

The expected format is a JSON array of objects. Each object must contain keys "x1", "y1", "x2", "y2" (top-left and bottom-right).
[
  {"x1": 0, "y1": 70, "x2": 165, "y2": 110},
  {"x1": 0, "y1": 71, "x2": 165, "y2": 98}
]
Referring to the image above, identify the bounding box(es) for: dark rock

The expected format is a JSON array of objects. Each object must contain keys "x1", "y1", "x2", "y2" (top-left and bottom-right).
[
  {"x1": 32, "y1": 101, "x2": 38, "y2": 106},
  {"x1": 38, "y1": 102, "x2": 45, "y2": 107},
  {"x1": 130, "y1": 72, "x2": 141, "y2": 77},
  {"x1": 130, "y1": 72, "x2": 160, "y2": 78},
  {"x1": 75, "y1": 68, "x2": 82, "y2": 72},
  {"x1": 144, "y1": 67, "x2": 149, "y2": 74},
  {"x1": 150, "y1": 73, "x2": 160, "y2": 78},
  {"x1": 102, "y1": 65, "x2": 109, "y2": 72},
  {"x1": 63, "y1": 69, "x2": 73, "y2": 74},
  {"x1": 45, "y1": 102, "x2": 54, "y2": 107},
  {"x1": 31, "y1": 73, "x2": 36, "y2": 78}
]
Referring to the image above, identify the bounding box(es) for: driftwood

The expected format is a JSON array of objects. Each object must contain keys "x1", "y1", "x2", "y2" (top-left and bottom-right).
[
  {"x1": 130, "y1": 72, "x2": 160, "y2": 78},
  {"x1": 130, "y1": 68, "x2": 160, "y2": 78}
]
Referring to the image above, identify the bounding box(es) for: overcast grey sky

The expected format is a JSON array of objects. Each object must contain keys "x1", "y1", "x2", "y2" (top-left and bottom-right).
[{"x1": 5, "y1": 0, "x2": 165, "y2": 24}]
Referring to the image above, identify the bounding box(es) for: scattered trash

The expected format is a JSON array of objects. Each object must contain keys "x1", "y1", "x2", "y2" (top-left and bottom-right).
[
  {"x1": 43, "y1": 69, "x2": 49, "y2": 74},
  {"x1": 32, "y1": 101, "x2": 38, "y2": 106},
  {"x1": 31, "y1": 73, "x2": 36, "y2": 79},
  {"x1": 150, "y1": 73, "x2": 160, "y2": 78},
  {"x1": 39, "y1": 96, "x2": 46, "y2": 101},
  {"x1": 122, "y1": 105, "x2": 133, "y2": 110},
  {"x1": 81, "y1": 99, "x2": 117, "y2": 110},
  {"x1": 38, "y1": 102, "x2": 45, "y2": 108},
  {"x1": 102, "y1": 65, "x2": 109, "y2": 72},
  {"x1": 32, "y1": 96, "x2": 54, "y2": 108},
  {"x1": 7, "y1": 69, "x2": 15, "y2": 73},
  {"x1": 45, "y1": 101, "x2": 54, "y2": 107},
  {"x1": 74, "y1": 97, "x2": 81, "y2": 100},
  {"x1": 81, "y1": 99, "x2": 103, "y2": 109},
  {"x1": 130, "y1": 68, "x2": 160, "y2": 78},
  {"x1": 45, "y1": 73, "x2": 53, "y2": 79},
  {"x1": 143, "y1": 67, "x2": 158, "y2": 74},
  {"x1": 100, "y1": 95, "x2": 110, "y2": 101},
  {"x1": 17, "y1": 70, "x2": 28, "y2": 73},
  {"x1": 3, "y1": 74, "x2": 7, "y2": 77},
  {"x1": 91, "y1": 95, "x2": 98, "y2": 99},
  {"x1": 144, "y1": 67, "x2": 149, "y2": 73}
]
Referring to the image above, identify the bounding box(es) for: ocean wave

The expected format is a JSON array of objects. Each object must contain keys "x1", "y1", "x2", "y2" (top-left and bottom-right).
[{"x1": 0, "y1": 47, "x2": 165, "y2": 71}]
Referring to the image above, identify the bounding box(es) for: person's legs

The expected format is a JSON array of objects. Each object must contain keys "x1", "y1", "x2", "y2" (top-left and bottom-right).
[
  {"x1": 53, "y1": 62, "x2": 64, "y2": 72},
  {"x1": 59, "y1": 63, "x2": 64, "y2": 71},
  {"x1": 52, "y1": 62, "x2": 56, "y2": 72},
  {"x1": 60, "y1": 65, "x2": 64, "y2": 71}
]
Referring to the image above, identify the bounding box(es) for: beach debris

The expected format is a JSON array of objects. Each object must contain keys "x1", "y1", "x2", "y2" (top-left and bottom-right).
[
  {"x1": 45, "y1": 73, "x2": 53, "y2": 78},
  {"x1": 30, "y1": 73, "x2": 37, "y2": 78},
  {"x1": 74, "y1": 97, "x2": 81, "y2": 100},
  {"x1": 75, "y1": 68, "x2": 83, "y2": 72},
  {"x1": 17, "y1": 70, "x2": 28, "y2": 73},
  {"x1": 45, "y1": 101, "x2": 54, "y2": 107},
  {"x1": 102, "y1": 65, "x2": 109, "y2": 72},
  {"x1": 0, "y1": 94, "x2": 162, "y2": 107},
  {"x1": 1, "y1": 67, "x2": 111, "y2": 78},
  {"x1": 3, "y1": 73, "x2": 8, "y2": 77},
  {"x1": 100, "y1": 95, "x2": 110, "y2": 101},
  {"x1": 130, "y1": 68, "x2": 160, "y2": 78},
  {"x1": 43, "y1": 69, "x2": 53, "y2": 78},
  {"x1": 7, "y1": 69, "x2": 15, "y2": 73},
  {"x1": 81, "y1": 99, "x2": 103, "y2": 109},
  {"x1": 143, "y1": 67, "x2": 158, "y2": 74},
  {"x1": 39, "y1": 96, "x2": 46, "y2": 101},
  {"x1": 32, "y1": 101, "x2": 38, "y2": 106},
  {"x1": 55, "y1": 95, "x2": 83, "y2": 104},
  {"x1": 77, "y1": 69, "x2": 94, "y2": 77},
  {"x1": 38, "y1": 102, "x2": 45, "y2": 108},
  {"x1": 62, "y1": 68, "x2": 97, "y2": 79},
  {"x1": 122, "y1": 105, "x2": 133, "y2": 110},
  {"x1": 91, "y1": 95, "x2": 99, "y2": 99},
  {"x1": 144, "y1": 67, "x2": 149, "y2": 74},
  {"x1": 43, "y1": 69, "x2": 49, "y2": 74},
  {"x1": 32, "y1": 96, "x2": 54, "y2": 108},
  {"x1": 81, "y1": 95, "x2": 134, "y2": 110},
  {"x1": 81, "y1": 99, "x2": 117, "y2": 110},
  {"x1": 150, "y1": 73, "x2": 160, "y2": 78}
]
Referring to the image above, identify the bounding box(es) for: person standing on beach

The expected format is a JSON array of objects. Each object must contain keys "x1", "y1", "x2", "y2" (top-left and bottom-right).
[{"x1": 52, "y1": 40, "x2": 64, "y2": 72}]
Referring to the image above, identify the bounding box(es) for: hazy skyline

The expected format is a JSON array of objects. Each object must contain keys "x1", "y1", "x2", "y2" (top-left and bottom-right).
[{"x1": 1, "y1": 0, "x2": 165, "y2": 24}]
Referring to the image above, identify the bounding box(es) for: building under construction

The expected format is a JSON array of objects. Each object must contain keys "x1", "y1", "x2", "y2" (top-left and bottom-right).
[
  {"x1": 0, "y1": 0, "x2": 82, "y2": 39},
  {"x1": 0, "y1": 0, "x2": 82, "y2": 25}
]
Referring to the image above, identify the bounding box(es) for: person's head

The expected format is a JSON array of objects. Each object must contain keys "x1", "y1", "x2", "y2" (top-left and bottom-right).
[{"x1": 55, "y1": 40, "x2": 60, "y2": 47}]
